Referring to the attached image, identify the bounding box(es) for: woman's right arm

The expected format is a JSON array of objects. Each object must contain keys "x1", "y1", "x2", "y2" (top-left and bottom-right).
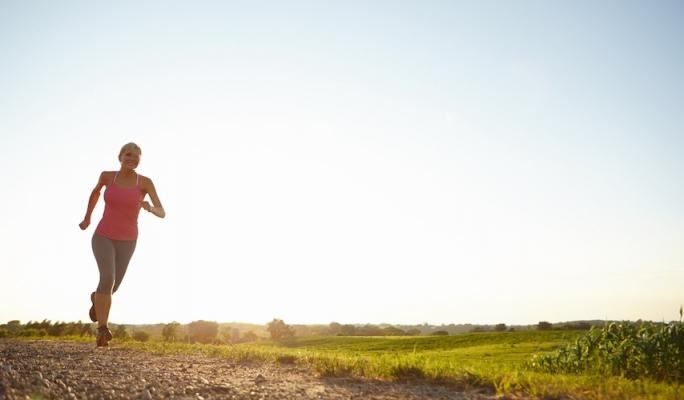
[{"x1": 79, "y1": 172, "x2": 108, "y2": 230}]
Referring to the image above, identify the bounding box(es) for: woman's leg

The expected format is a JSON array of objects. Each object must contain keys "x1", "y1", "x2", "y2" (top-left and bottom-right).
[
  {"x1": 112, "y1": 239, "x2": 137, "y2": 294},
  {"x1": 91, "y1": 234, "x2": 116, "y2": 329}
]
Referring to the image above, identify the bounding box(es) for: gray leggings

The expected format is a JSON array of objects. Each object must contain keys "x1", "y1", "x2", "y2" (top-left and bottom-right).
[{"x1": 91, "y1": 234, "x2": 137, "y2": 295}]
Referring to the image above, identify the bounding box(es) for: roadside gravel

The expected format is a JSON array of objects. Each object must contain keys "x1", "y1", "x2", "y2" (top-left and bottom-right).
[{"x1": 0, "y1": 339, "x2": 497, "y2": 400}]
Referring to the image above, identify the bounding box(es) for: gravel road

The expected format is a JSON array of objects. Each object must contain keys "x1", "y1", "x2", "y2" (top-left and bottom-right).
[{"x1": 0, "y1": 339, "x2": 498, "y2": 400}]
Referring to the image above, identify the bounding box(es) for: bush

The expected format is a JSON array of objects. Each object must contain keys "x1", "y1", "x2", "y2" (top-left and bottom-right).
[
  {"x1": 242, "y1": 331, "x2": 258, "y2": 342},
  {"x1": 19, "y1": 328, "x2": 47, "y2": 337},
  {"x1": 113, "y1": 325, "x2": 129, "y2": 340},
  {"x1": 81, "y1": 324, "x2": 94, "y2": 337},
  {"x1": 132, "y1": 331, "x2": 150, "y2": 342},
  {"x1": 529, "y1": 320, "x2": 684, "y2": 383}
]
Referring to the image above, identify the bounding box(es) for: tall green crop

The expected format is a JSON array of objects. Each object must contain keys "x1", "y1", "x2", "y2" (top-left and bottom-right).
[{"x1": 529, "y1": 320, "x2": 684, "y2": 383}]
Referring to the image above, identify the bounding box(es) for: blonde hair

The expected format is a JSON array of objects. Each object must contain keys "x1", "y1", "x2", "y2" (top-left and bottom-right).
[{"x1": 118, "y1": 142, "x2": 142, "y2": 160}]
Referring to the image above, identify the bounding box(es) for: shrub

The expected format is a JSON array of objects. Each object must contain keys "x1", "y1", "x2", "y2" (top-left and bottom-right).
[
  {"x1": 132, "y1": 331, "x2": 150, "y2": 342},
  {"x1": 242, "y1": 330, "x2": 258, "y2": 342},
  {"x1": 113, "y1": 325, "x2": 129, "y2": 340},
  {"x1": 80, "y1": 324, "x2": 94, "y2": 337},
  {"x1": 20, "y1": 328, "x2": 47, "y2": 337}
]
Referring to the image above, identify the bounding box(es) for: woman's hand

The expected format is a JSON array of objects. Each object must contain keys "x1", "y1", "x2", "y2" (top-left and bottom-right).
[
  {"x1": 141, "y1": 178, "x2": 166, "y2": 218},
  {"x1": 142, "y1": 201, "x2": 165, "y2": 218},
  {"x1": 79, "y1": 219, "x2": 90, "y2": 230}
]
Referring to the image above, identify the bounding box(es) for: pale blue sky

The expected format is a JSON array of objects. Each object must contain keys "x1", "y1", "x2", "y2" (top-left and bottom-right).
[{"x1": 1, "y1": 1, "x2": 682, "y2": 326}]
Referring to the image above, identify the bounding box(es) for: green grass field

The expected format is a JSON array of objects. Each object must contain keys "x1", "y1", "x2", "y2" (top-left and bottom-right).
[{"x1": 93, "y1": 330, "x2": 682, "y2": 400}]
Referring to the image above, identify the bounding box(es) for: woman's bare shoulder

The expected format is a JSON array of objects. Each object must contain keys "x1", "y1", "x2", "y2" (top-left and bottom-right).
[
  {"x1": 99, "y1": 171, "x2": 116, "y2": 182},
  {"x1": 138, "y1": 174, "x2": 154, "y2": 188}
]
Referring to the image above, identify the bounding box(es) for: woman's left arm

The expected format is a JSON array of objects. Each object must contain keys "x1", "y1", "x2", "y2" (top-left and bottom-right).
[{"x1": 142, "y1": 177, "x2": 166, "y2": 218}]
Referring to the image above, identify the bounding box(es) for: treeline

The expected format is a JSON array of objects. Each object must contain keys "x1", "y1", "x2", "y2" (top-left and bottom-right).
[
  {"x1": 1, "y1": 318, "x2": 601, "y2": 343},
  {"x1": 0, "y1": 319, "x2": 258, "y2": 344},
  {"x1": 0, "y1": 320, "x2": 96, "y2": 338},
  {"x1": 469, "y1": 321, "x2": 598, "y2": 333}
]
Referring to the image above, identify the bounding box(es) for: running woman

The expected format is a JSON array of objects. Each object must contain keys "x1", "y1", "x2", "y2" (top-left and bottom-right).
[{"x1": 78, "y1": 142, "x2": 165, "y2": 347}]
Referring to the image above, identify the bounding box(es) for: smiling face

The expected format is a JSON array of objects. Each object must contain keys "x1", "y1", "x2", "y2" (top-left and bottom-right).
[{"x1": 118, "y1": 143, "x2": 142, "y2": 170}]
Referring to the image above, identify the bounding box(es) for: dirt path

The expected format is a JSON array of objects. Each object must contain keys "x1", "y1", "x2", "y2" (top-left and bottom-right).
[{"x1": 0, "y1": 339, "x2": 496, "y2": 400}]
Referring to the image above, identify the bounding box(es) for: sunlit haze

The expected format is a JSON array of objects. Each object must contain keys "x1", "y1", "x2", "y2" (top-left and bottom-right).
[{"x1": 1, "y1": 1, "x2": 682, "y2": 326}]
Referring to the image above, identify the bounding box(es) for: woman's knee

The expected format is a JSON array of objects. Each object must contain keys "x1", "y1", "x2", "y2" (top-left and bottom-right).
[{"x1": 97, "y1": 275, "x2": 116, "y2": 294}]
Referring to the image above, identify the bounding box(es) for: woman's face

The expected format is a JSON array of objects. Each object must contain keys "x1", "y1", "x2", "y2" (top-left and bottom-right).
[{"x1": 119, "y1": 149, "x2": 141, "y2": 170}]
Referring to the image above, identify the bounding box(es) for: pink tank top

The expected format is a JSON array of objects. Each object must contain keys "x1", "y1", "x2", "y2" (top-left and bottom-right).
[{"x1": 95, "y1": 172, "x2": 143, "y2": 241}]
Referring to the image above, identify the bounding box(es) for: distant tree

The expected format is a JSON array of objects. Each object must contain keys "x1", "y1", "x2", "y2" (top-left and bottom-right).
[
  {"x1": 267, "y1": 319, "x2": 295, "y2": 341},
  {"x1": 537, "y1": 321, "x2": 553, "y2": 331},
  {"x1": 382, "y1": 326, "x2": 407, "y2": 336},
  {"x1": 113, "y1": 324, "x2": 129, "y2": 340},
  {"x1": 242, "y1": 330, "x2": 258, "y2": 342},
  {"x1": 576, "y1": 322, "x2": 591, "y2": 330},
  {"x1": 406, "y1": 329, "x2": 422, "y2": 336},
  {"x1": 162, "y1": 322, "x2": 181, "y2": 342},
  {"x1": 340, "y1": 324, "x2": 357, "y2": 336},
  {"x1": 6, "y1": 320, "x2": 21, "y2": 335},
  {"x1": 218, "y1": 326, "x2": 232, "y2": 344},
  {"x1": 132, "y1": 331, "x2": 150, "y2": 342},
  {"x1": 494, "y1": 323, "x2": 507, "y2": 332},
  {"x1": 431, "y1": 330, "x2": 449, "y2": 336},
  {"x1": 328, "y1": 322, "x2": 342, "y2": 336},
  {"x1": 470, "y1": 326, "x2": 488, "y2": 333},
  {"x1": 38, "y1": 320, "x2": 52, "y2": 331},
  {"x1": 188, "y1": 320, "x2": 219, "y2": 344},
  {"x1": 231, "y1": 328, "x2": 241, "y2": 343},
  {"x1": 358, "y1": 324, "x2": 384, "y2": 336},
  {"x1": 0, "y1": 328, "x2": 8, "y2": 338},
  {"x1": 561, "y1": 321, "x2": 591, "y2": 330}
]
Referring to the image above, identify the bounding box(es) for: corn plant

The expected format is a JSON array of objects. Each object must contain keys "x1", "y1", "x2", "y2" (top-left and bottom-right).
[{"x1": 528, "y1": 318, "x2": 684, "y2": 383}]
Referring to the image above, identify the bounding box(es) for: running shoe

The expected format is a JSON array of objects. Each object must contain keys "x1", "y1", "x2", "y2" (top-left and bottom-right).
[
  {"x1": 89, "y1": 292, "x2": 97, "y2": 322},
  {"x1": 96, "y1": 326, "x2": 112, "y2": 347}
]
